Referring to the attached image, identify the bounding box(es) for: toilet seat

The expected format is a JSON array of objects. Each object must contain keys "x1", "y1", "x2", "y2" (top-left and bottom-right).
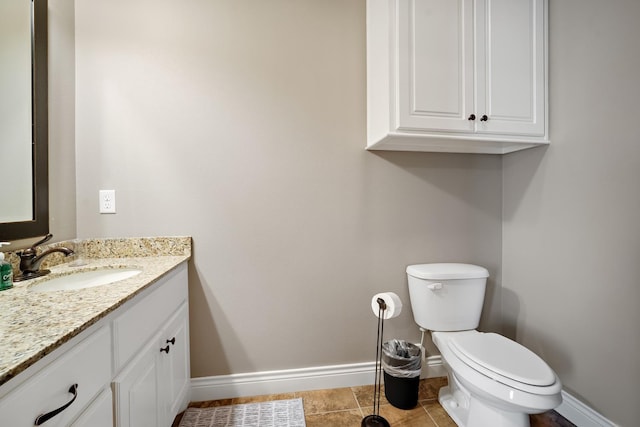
[{"x1": 447, "y1": 332, "x2": 558, "y2": 394}]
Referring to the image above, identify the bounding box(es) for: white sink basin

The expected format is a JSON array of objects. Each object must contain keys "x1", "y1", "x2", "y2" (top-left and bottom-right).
[{"x1": 30, "y1": 268, "x2": 142, "y2": 292}]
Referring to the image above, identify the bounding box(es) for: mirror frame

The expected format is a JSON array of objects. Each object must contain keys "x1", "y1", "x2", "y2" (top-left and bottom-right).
[{"x1": 0, "y1": 0, "x2": 49, "y2": 241}]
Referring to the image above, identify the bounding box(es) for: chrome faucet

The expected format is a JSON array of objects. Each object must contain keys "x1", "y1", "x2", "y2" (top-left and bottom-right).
[{"x1": 14, "y1": 234, "x2": 75, "y2": 281}]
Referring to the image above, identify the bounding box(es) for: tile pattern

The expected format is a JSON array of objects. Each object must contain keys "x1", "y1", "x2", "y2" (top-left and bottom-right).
[
  {"x1": 0, "y1": 237, "x2": 191, "y2": 386},
  {"x1": 173, "y1": 377, "x2": 574, "y2": 427}
]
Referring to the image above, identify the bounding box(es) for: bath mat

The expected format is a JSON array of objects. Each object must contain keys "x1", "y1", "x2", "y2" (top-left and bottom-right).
[{"x1": 177, "y1": 397, "x2": 306, "y2": 427}]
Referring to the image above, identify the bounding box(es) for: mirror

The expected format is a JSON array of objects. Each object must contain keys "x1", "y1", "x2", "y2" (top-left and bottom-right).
[{"x1": 0, "y1": 0, "x2": 48, "y2": 240}]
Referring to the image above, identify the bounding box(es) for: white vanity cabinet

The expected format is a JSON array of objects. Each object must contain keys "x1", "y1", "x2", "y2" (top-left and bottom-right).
[
  {"x1": 367, "y1": 0, "x2": 548, "y2": 154},
  {"x1": 0, "y1": 261, "x2": 190, "y2": 427},
  {"x1": 112, "y1": 264, "x2": 190, "y2": 427}
]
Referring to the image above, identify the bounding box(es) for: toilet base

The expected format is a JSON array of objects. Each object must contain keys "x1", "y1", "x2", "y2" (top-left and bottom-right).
[{"x1": 439, "y1": 372, "x2": 530, "y2": 427}]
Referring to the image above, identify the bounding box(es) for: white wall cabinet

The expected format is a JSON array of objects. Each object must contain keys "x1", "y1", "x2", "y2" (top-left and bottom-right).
[
  {"x1": 367, "y1": 0, "x2": 548, "y2": 154},
  {"x1": 0, "y1": 262, "x2": 189, "y2": 427}
]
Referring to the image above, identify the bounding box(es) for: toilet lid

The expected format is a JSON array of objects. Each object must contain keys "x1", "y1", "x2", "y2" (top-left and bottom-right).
[{"x1": 448, "y1": 333, "x2": 556, "y2": 387}]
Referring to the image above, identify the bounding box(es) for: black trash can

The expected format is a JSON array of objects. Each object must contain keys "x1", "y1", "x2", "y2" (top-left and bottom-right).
[{"x1": 382, "y1": 340, "x2": 422, "y2": 410}]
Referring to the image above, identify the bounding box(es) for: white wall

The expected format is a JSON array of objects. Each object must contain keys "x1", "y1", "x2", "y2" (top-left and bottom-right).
[
  {"x1": 74, "y1": 0, "x2": 502, "y2": 378},
  {"x1": 503, "y1": 1, "x2": 640, "y2": 425}
]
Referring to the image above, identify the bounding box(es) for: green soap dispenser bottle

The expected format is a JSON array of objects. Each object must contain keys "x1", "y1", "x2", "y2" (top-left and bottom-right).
[{"x1": 0, "y1": 242, "x2": 13, "y2": 291}]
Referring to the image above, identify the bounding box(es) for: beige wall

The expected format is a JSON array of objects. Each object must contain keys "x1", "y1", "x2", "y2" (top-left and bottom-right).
[
  {"x1": 503, "y1": 1, "x2": 640, "y2": 426},
  {"x1": 73, "y1": 0, "x2": 502, "y2": 377}
]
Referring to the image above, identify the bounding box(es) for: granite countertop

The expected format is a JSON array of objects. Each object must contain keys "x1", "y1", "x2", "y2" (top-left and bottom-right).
[{"x1": 0, "y1": 236, "x2": 191, "y2": 387}]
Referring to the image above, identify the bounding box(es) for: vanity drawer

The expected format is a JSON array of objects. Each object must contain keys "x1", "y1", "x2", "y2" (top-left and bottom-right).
[
  {"x1": 113, "y1": 264, "x2": 188, "y2": 372},
  {"x1": 0, "y1": 325, "x2": 112, "y2": 427},
  {"x1": 70, "y1": 387, "x2": 113, "y2": 427}
]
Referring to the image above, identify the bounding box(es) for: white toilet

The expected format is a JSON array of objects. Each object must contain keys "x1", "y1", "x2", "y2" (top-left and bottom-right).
[{"x1": 406, "y1": 263, "x2": 562, "y2": 427}]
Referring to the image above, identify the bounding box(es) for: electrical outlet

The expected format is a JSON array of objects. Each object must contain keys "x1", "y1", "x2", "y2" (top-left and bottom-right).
[{"x1": 99, "y1": 190, "x2": 116, "y2": 214}]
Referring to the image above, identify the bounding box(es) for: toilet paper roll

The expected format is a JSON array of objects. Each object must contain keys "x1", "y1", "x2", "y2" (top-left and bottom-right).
[{"x1": 371, "y1": 292, "x2": 403, "y2": 319}]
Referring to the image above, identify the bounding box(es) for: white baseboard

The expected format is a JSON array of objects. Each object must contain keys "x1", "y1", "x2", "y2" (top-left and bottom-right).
[
  {"x1": 190, "y1": 356, "x2": 445, "y2": 402},
  {"x1": 191, "y1": 359, "x2": 614, "y2": 427},
  {"x1": 191, "y1": 362, "x2": 375, "y2": 402},
  {"x1": 422, "y1": 354, "x2": 447, "y2": 379},
  {"x1": 556, "y1": 390, "x2": 618, "y2": 427}
]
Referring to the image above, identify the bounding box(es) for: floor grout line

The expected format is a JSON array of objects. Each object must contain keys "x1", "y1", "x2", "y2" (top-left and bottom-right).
[
  {"x1": 350, "y1": 387, "x2": 365, "y2": 418},
  {"x1": 422, "y1": 402, "x2": 441, "y2": 427}
]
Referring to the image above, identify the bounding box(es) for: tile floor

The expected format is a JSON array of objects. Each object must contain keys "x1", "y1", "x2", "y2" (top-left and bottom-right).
[{"x1": 172, "y1": 377, "x2": 575, "y2": 427}]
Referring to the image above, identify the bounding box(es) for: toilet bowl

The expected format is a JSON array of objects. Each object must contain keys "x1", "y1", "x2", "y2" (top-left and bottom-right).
[
  {"x1": 433, "y1": 330, "x2": 562, "y2": 427},
  {"x1": 406, "y1": 263, "x2": 562, "y2": 427}
]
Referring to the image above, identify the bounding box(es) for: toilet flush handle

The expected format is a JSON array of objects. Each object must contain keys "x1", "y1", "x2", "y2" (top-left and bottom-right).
[{"x1": 427, "y1": 283, "x2": 443, "y2": 291}]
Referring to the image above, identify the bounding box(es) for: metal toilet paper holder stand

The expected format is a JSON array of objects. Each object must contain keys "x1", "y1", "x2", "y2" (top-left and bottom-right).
[{"x1": 361, "y1": 297, "x2": 391, "y2": 427}]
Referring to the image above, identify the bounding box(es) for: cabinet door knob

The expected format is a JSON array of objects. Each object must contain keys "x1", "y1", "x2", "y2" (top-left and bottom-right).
[
  {"x1": 166, "y1": 337, "x2": 176, "y2": 346},
  {"x1": 34, "y1": 384, "x2": 79, "y2": 425},
  {"x1": 467, "y1": 114, "x2": 476, "y2": 121},
  {"x1": 480, "y1": 114, "x2": 488, "y2": 121},
  {"x1": 160, "y1": 345, "x2": 171, "y2": 354}
]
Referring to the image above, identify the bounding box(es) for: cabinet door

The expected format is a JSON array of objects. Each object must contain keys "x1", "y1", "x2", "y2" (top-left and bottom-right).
[
  {"x1": 397, "y1": 0, "x2": 474, "y2": 132},
  {"x1": 113, "y1": 341, "x2": 161, "y2": 427},
  {"x1": 475, "y1": 0, "x2": 546, "y2": 136},
  {"x1": 158, "y1": 303, "x2": 190, "y2": 426}
]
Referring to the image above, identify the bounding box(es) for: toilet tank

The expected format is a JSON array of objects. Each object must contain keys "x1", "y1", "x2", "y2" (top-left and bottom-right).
[{"x1": 406, "y1": 263, "x2": 489, "y2": 331}]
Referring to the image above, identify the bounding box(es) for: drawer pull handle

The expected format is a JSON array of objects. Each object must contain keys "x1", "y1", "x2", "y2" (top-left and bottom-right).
[
  {"x1": 167, "y1": 337, "x2": 176, "y2": 346},
  {"x1": 480, "y1": 114, "x2": 488, "y2": 121},
  {"x1": 467, "y1": 114, "x2": 476, "y2": 121},
  {"x1": 160, "y1": 345, "x2": 171, "y2": 354},
  {"x1": 35, "y1": 384, "x2": 78, "y2": 425}
]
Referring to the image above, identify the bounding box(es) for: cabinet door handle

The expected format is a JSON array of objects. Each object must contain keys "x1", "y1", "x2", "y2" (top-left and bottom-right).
[
  {"x1": 467, "y1": 114, "x2": 476, "y2": 121},
  {"x1": 480, "y1": 114, "x2": 488, "y2": 121},
  {"x1": 166, "y1": 337, "x2": 176, "y2": 346},
  {"x1": 34, "y1": 384, "x2": 78, "y2": 425},
  {"x1": 160, "y1": 345, "x2": 171, "y2": 354}
]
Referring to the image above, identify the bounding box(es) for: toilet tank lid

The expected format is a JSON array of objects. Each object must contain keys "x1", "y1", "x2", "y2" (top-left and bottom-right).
[{"x1": 406, "y1": 263, "x2": 489, "y2": 280}]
